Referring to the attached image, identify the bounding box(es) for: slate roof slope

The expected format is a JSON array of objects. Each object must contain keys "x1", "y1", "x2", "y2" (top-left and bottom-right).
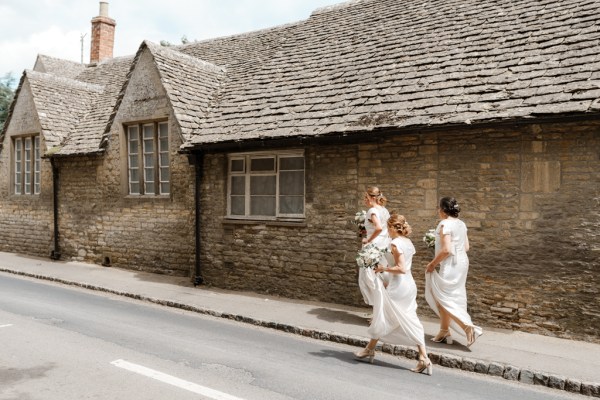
[
  {"x1": 0, "y1": 55, "x2": 132, "y2": 156},
  {"x1": 33, "y1": 55, "x2": 87, "y2": 80},
  {"x1": 177, "y1": 23, "x2": 293, "y2": 74},
  {"x1": 180, "y1": 0, "x2": 600, "y2": 147},
  {"x1": 25, "y1": 70, "x2": 104, "y2": 150},
  {"x1": 143, "y1": 41, "x2": 226, "y2": 141},
  {"x1": 57, "y1": 56, "x2": 133, "y2": 155},
  {"x1": 4, "y1": 0, "x2": 600, "y2": 156}
]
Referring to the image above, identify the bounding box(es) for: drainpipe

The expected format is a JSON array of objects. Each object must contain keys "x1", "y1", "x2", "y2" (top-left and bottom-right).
[
  {"x1": 50, "y1": 158, "x2": 61, "y2": 260},
  {"x1": 193, "y1": 152, "x2": 204, "y2": 286}
]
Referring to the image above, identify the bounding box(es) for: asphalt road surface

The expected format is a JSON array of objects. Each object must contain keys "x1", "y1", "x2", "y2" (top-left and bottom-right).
[{"x1": 0, "y1": 274, "x2": 582, "y2": 400}]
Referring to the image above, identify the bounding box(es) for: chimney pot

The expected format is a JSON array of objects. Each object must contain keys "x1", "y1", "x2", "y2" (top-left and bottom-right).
[{"x1": 99, "y1": 2, "x2": 109, "y2": 17}]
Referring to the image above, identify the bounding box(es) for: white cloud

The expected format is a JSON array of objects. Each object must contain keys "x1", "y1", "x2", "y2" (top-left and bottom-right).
[
  {"x1": 0, "y1": 27, "x2": 85, "y2": 75},
  {"x1": 0, "y1": 0, "x2": 342, "y2": 80}
]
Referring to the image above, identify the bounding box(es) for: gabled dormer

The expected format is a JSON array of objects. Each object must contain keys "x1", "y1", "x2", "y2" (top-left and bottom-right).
[{"x1": 108, "y1": 40, "x2": 226, "y2": 197}]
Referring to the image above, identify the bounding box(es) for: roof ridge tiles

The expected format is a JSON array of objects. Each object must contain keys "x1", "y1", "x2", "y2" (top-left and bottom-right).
[
  {"x1": 311, "y1": 0, "x2": 365, "y2": 16},
  {"x1": 144, "y1": 40, "x2": 226, "y2": 73},
  {"x1": 172, "y1": 21, "x2": 299, "y2": 50}
]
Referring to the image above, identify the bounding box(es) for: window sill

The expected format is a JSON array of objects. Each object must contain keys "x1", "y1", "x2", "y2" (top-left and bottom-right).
[
  {"x1": 9, "y1": 194, "x2": 41, "y2": 199},
  {"x1": 222, "y1": 218, "x2": 307, "y2": 228},
  {"x1": 125, "y1": 195, "x2": 171, "y2": 201}
]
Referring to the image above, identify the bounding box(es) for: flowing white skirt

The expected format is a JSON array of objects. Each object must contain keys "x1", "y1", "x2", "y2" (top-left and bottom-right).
[
  {"x1": 361, "y1": 268, "x2": 425, "y2": 346},
  {"x1": 425, "y1": 251, "x2": 482, "y2": 338},
  {"x1": 358, "y1": 237, "x2": 390, "y2": 305}
]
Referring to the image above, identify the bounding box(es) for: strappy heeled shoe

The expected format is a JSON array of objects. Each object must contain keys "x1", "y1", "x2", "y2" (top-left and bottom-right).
[
  {"x1": 465, "y1": 326, "x2": 480, "y2": 347},
  {"x1": 354, "y1": 347, "x2": 375, "y2": 364},
  {"x1": 411, "y1": 356, "x2": 433, "y2": 376},
  {"x1": 430, "y1": 329, "x2": 453, "y2": 344}
]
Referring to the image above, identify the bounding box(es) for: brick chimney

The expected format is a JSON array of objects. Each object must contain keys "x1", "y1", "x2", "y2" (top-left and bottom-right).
[{"x1": 90, "y1": 2, "x2": 116, "y2": 64}]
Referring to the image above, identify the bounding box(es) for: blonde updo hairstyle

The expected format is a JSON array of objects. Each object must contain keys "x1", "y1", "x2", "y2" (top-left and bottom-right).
[
  {"x1": 366, "y1": 186, "x2": 387, "y2": 207},
  {"x1": 387, "y1": 213, "x2": 412, "y2": 236}
]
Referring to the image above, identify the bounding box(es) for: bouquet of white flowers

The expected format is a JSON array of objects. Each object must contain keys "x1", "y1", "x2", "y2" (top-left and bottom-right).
[
  {"x1": 356, "y1": 243, "x2": 388, "y2": 269},
  {"x1": 352, "y1": 210, "x2": 367, "y2": 238},
  {"x1": 423, "y1": 229, "x2": 436, "y2": 248}
]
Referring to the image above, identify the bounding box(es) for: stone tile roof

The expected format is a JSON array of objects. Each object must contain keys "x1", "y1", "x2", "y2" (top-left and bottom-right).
[
  {"x1": 33, "y1": 55, "x2": 87, "y2": 80},
  {"x1": 0, "y1": 55, "x2": 132, "y2": 156},
  {"x1": 3, "y1": 0, "x2": 600, "y2": 156},
  {"x1": 144, "y1": 41, "x2": 226, "y2": 141},
  {"x1": 25, "y1": 70, "x2": 104, "y2": 150},
  {"x1": 58, "y1": 56, "x2": 132, "y2": 155},
  {"x1": 179, "y1": 0, "x2": 600, "y2": 147}
]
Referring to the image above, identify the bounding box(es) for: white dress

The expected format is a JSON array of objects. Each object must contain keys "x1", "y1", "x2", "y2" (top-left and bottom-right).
[
  {"x1": 425, "y1": 218, "x2": 483, "y2": 338},
  {"x1": 365, "y1": 237, "x2": 425, "y2": 346},
  {"x1": 358, "y1": 206, "x2": 390, "y2": 305}
]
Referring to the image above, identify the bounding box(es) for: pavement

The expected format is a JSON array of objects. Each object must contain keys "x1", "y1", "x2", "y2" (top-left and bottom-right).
[{"x1": 0, "y1": 251, "x2": 598, "y2": 397}]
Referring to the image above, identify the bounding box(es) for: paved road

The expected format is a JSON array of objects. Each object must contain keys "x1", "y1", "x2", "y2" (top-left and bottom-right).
[{"x1": 0, "y1": 275, "x2": 581, "y2": 400}]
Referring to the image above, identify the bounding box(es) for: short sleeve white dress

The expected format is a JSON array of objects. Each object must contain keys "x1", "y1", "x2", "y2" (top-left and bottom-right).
[
  {"x1": 358, "y1": 206, "x2": 390, "y2": 305},
  {"x1": 366, "y1": 236, "x2": 426, "y2": 346},
  {"x1": 425, "y1": 218, "x2": 482, "y2": 338}
]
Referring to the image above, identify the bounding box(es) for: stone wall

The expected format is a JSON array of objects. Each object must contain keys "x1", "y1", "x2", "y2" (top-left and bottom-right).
[
  {"x1": 1, "y1": 96, "x2": 598, "y2": 341},
  {"x1": 49, "y1": 46, "x2": 197, "y2": 274},
  {"x1": 200, "y1": 120, "x2": 600, "y2": 342},
  {"x1": 52, "y1": 152, "x2": 195, "y2": 275},
  {"x1": 0, "y1": 81, "x2": 54, "y2": 257},
  {"x1": 0, "y1": 47, "x2": 197, "y2": 275}
]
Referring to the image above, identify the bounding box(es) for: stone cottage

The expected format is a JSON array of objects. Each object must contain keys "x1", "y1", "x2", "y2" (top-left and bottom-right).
[{"x1": 0, "y1": 0, "x2": 598, "y2": 342}]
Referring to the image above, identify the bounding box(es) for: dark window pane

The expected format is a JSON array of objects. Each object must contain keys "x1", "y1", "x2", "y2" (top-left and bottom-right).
[
  {"x1": 250, "y1": 196, "x2": 276, "y2": 216},
  {"x1": 159, "y1": 138, "x2": 168, "y2": 151},
  {"x1": 231, "y1": 176, "x2": 245, "y2": 195},
  {"x1": 128, "y1": 126, "x2": 139, "y2": 140},
  {"x1": 144, "y1": 139, "x2": 154, "y2": 154},
  {"x1": 160, "y1": 153, "x2": 169, "y2": 166},
  {"x1": 231, "y1": 159, "x2": 244, "y2": 172},
  {"x1": 230, "y1": 196, "x2": 245, "y2": 215},
  {"x1": 144, "y1": 154, "x2": 154, "y2": 168},
  {"x1": 146, "y1": 182, "x2": 155, "y2": 194},
  {"x1": 250, "y1": 157, "x2": 275, "y2": 172},
  {"x1": 160, "y1": 167, "x2": 170, "y2": 181},
  {"x1": 250, "y1": 175, "x2": 276, "y2": 195},
  {"x1": 130, "y1": 182, "x2": 140, "y2": 194},
  {"x1": 158, "y1": 122, "x2": 168, "y2": 138},
  {"x1": 280, "y1": 196, "x2": 304, "y2": 214},
  {"x1": 160, "y1": 182, "x2": 170, "y2": 195},
  {"x1": 280, "y1": 156, "x2": 304, "y2": 170},
  {"x1": 145, "y1": 168, "x2": 154, "y2": 182},
  {"x1": 279, "y1": 171, "x2": 304, "y2": 195},
  {"x1": 143, "y1": 124, "x2": 154, "y2": 139},
  {"x1": 129, "y1": 139, "x2": 138, "y2": 154}
]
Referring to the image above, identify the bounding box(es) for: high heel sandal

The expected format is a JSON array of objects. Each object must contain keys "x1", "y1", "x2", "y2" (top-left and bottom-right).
[
  {"x1": 411, "y1": 356, "x2": 433, "y2": 376},
  {"x1": 354, "y1": 347, "x2": 375, "y2": 364},
  {"x1": 430, "y1": 329, "x2": 453, "y2": 344},
  {"x1": 465, "y1": 326, "x2": 480, "y2": 347}
]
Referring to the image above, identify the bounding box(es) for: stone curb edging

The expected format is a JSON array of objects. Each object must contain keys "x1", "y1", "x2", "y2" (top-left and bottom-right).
[{"x1": 2, "y1": 268, "x2": 599, "y2": 398}]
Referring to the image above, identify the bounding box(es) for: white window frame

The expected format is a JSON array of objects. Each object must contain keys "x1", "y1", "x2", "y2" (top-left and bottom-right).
[
  {"x1": 13, "y1": 135, "x2": 41, "y2": 195},
  {"x1": 227, "y1": 150, "x2": 305, "y2": 220},
  {"x1": 126, "y1": 121, "x2": 170, "y2": 196}
]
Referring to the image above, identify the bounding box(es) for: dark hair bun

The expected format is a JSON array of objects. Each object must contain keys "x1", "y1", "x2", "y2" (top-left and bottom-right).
[{"x1": 440, "y1": 197, "x2": 460, "y2": 217}]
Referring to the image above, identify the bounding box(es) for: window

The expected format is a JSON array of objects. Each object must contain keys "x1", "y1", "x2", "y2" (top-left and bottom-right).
[
  {"x1": 228, "y1": 152, "x2": 305, "y2": 219},
  {"x1": 13, "y1": 135, "x2": 41, "y2": 195},
  {"x1": 126, "y1": 121, "x2": 169, "y2": 195}
]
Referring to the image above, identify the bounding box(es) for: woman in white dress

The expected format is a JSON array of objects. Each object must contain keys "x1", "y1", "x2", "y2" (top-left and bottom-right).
[
  {"x1": 425, "y1": 197, "x2": 482, "y2": 347},
  {"x1": 358, "y1": 186, "x2": 391, "y2": 306},
  {"x1": 355, "y1": 214, "x2": 432, "y2": 376}
]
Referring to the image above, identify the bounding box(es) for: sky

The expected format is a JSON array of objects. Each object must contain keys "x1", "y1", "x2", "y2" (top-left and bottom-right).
[{"x1": 0, "y1": 0, "x2": 344, "y2": 84}]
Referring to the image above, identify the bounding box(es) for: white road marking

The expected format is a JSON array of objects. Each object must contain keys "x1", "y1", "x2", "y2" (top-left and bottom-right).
[
  {"x1": 111, "y1": 359, "x2": 245, "y2": 400},
  {"x1": 0, "y1": 324, "x2": 13, "y2": 328}
]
